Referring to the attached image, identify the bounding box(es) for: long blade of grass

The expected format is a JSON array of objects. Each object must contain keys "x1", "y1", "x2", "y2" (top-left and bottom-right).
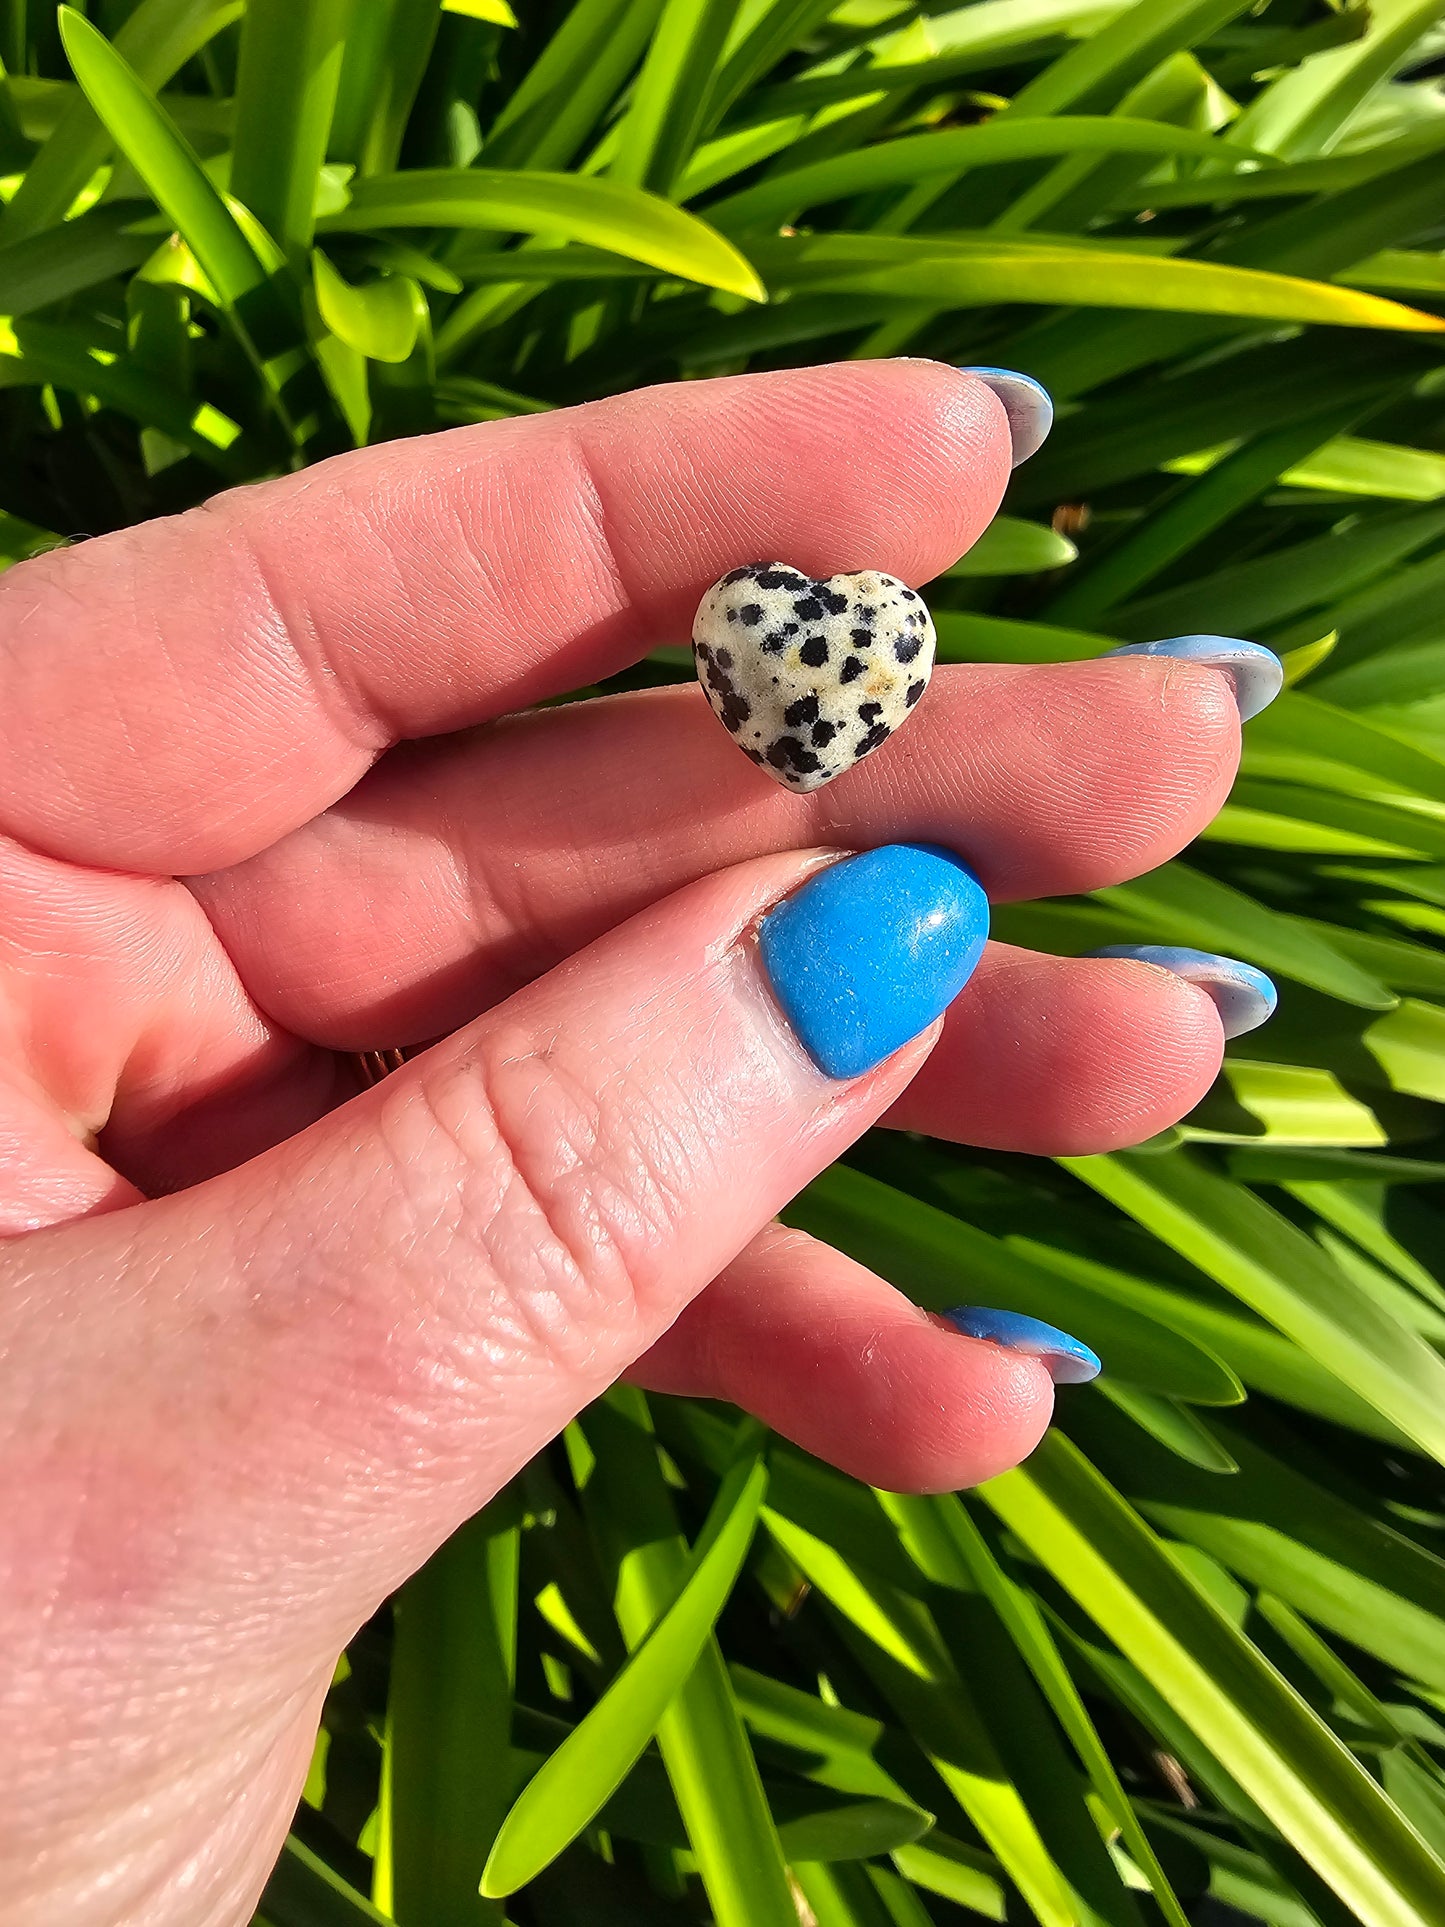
[
  {"x1": 231, "y1": 0, "x2": 354, "y2": 256},
  {"x1": 578, "y1": 1393, "x2": 798, "y2": 1927},
  {"x1": 1061, "y1": 1146, "x2": 1445, "y2": 1465},
  {"x1": 482, "y1": 1444, "x2": 767, "y2": 1896},
  {"x1": 376, "y1": 1503, "x2": 519, "y2": 1925},
  {"x1": 3, "y1": 0, "x2": 242, "y2": 244},
  {"x1": 321, "y1": 167, "x2": 765, "y2": 300},
  {"x1": 707, "y1": 118, "x2": 1259, "y2": 230},
  {"x1": 609, "y1": 0, "x2": 742, "y2": 196},
  {"x1": 983, "y1": 1433, "x2": 1445, "y2": 1927}
]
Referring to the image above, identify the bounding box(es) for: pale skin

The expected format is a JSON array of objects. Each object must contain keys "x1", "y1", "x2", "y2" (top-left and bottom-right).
[{"x1": 0, "y1": 361, "x2": 1242, "y2": 1923}]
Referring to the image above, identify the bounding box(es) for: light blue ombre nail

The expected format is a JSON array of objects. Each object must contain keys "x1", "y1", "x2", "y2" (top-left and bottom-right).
[
  {"x1": 945, "y1": 1307, "x2": 1101, "y2": 1385},
  {"x1": 959, "y1": 367, "x2": 1054, "y2": 465},
  {"x1": 1103, "y1": 635, "x2": 1284, "y2": 721},
  {"x1": 1088, "y1": 945, "x2": 1278, "y2": 1040},
  {"x1": 759, "y1": 844, "x2": 989, "y2": 1080}
]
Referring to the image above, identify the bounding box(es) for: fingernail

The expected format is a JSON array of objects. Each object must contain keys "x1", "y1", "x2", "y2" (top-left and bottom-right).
[
  {"x1": 1103, "y1": 635, "x2": 1284, "y2": 721},
  {"x1": 959, "y1": 367, "x2": 1054, "y2": 465},
  {"x1": 1087, "y1": 945, "x2": 1278, "y2": 1040},
  {"x1": 759, "y1": 844, "x2": 989, "y2": 1079},
  {"x1": 945, "y1": 1307, "x2": 1101, "y2": 1385}
]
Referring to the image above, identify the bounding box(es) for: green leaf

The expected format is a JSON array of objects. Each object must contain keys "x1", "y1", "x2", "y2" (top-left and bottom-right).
[
  {"x1": 379, "y1": 1503, "x2": 520, "y2": 1924},
  {"x1": 1231, "y1": 0, "x2": 1445, "y2": 162},
  {"x1": 54, "y1": 11, "x2": 290, "y2": 384},
  {"x1": 336, "y1": 0, "x2": 451, "y2": 178},
  {"x1": 984, "y1": 1433, "x2": 1445, "y2": 1927},
  {"x1": 577, "y1": 1394, "x2": 797, "y2": 1927},
  {"x1": 259, "y1": 1837, "x2": 393, "y2": 1927},
  {"x1": 947, "y1": 515, "x2": 1077, "y2": 576},
  {"x1": 231, "y1": 0, "x2": 353, "y2": 256},
  {"x1": 610, "y1": 0, "x2": 742, "y2": 196},
  {"x1": 1096, "y1": 1382, "x2": 1241, "y2": 1472},
  {"x1": 787, "y1": 1162, "x2": 1244, "y2": 1406},
  {"x1": 320, "y1": 167, "x2": 765, "y2": 301},
  {"x1": 483, "y1": 0, "x2": 665, "y2": 173},
  {"x1": 880, "y1": 1489, "x2": 1194, "y2": 1927},
  {"x1": 1113, "y1": 503, "x2": 1445, "y2": 642},
  {"x1": 752, "y1": 232, "x2": 1445, "y2": 333},
  {"x1": 0, "y1": 315, "x2": 248, "y2": 476},
  {"x1": 706, "y1": 117, "x2": 1261, "y2": 229},
  {"x1": 3, "y1": 0, "x2": 243, "y2": 245},
  {"x1": 1079, "y1": 1401, "x2": 1445, "y2": 1693},
  {"x1": 481, "y1": 1444, "x2": 767, "y2": 1896},
  {"x1": 55, "y1": 9, "x2": 310, "y2": 448},
  {"x1": 1170, "y1": 434, "x2": 1445, "y2": 503},
  {"x1": 1062, "y1": 1146, "x2": 1445, "y2": 1466},
  {"x1": 1008, "y1": 0, "x2": 1256, "y2": 118},
  {"x1": 0, "y1": 204, "x2": 153, "y2": 320},
  {"x1": 312, "y1": 249, "x2": 423, "y2": 362},
  {"x1": 1094, "y1": 861, "x2": 1396, "y2": 1010}
]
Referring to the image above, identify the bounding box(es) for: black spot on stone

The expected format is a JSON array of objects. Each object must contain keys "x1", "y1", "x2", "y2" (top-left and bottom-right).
[
  {"x1": 793, "y1": 596, "x2": 823, "y2": 622},
  {"x1": 743, "y1": 745, "x2": 765, "y2": 763},
  {"x1": 901, "y1": 588, "x2": 919, "y2": 601},
  {"x1": 695, "y1": 642, "x2": 711, "y2": 660},
  {"x1": 703, "y1": 653, "x2": 749, "y2": 736},
  {"x1": 760, "y1": 631, "x2": 789, "y2": 654},
  {"x1": 800, "y1": 635, "x2": 829, "y2": 667},
  {"x1": 905, "y1": 678, "x2": 926, "y2": 707},
  {"x1": 851, "y1": 627, "x2": 873, "y2": 650},
  {"x1": 725, "y1": 608, "x2": 737, "y2": 622},
  {"x1": 738, "y1": 603, "x2": 763, "y2": 626},
  {"x1": 839, "y1": 655, "x2": 865, "y2": 684},
  {"x1": 894, "y1": 633, "x2": 923, "y2": 663},
  {"x1": 754, "y1": 567, "x2": 807, "y2": 591},
  {"x1": 858, "y1": 701, "x2": 883, "y2": 724},
  {"x1": 782, "y1": 621, "x2": 800, "y2": 636},
  {"x1": 784, "y1": 693, "x2": 820, "y2": 727},
  {"x1": 818, "y1": 586, "x2": 849, "y2": 615},
  {"x1": 811, "y1": 720, "x2": 837, "y2": 747},
  {"x1": 857, "y1": 721, "x2": 892, "y2": 756},
  {"x1": 766, "y1": 736, "x2": 822, "y2": 775}
]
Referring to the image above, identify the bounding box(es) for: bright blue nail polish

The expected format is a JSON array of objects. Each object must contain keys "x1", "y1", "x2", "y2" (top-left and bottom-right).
[
  {"x1": 1103, "y1": 635, "x2": 1284, "y2": 721},
  {"x1": 958, "y1": 367, "x2": 1054, "y2": 465},
  {"x1": 945, "y1": 1307, "x2": 1101, "y2": 1384},
  {"x1": 759, "y1": 844, "x2": 988, "y2": 1079},
  {"x1": 1088, "y1": 945, "x2": 1278, "y2": 1040}
]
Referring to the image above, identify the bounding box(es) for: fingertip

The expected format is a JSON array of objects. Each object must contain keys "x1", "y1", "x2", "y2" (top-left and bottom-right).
[{"x1": 892, "y1": 1324, "x2": 1055, "y2": 1494}]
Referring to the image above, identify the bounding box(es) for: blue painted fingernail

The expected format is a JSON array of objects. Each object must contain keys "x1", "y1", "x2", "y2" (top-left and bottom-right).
[
  {"x1": 959, "y1": 367, "x2": 1054, "y2": 465},
  {"x1": 1103, "y1": 635, "x2": 1283, "y2": 721},
  {"x1": 1087, "y1": 945, "x2": 1278, "y2": 1040},
  {"x1": 945, "y1": 1307, "x2": 1101, "y2": 1385},
  {"x1": 759, "y1": 844, "x2": 989, "y2": 1079}
]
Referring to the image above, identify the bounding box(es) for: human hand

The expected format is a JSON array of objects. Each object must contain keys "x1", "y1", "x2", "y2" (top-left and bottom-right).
[{"x1": 0, "y1": 361, "x2": 1261, "y2": 1922}]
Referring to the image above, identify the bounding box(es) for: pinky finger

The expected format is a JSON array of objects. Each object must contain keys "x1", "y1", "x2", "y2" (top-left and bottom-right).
[{"x1": 629, "y1": 1222, "x2": 1063, "y2": 1492}]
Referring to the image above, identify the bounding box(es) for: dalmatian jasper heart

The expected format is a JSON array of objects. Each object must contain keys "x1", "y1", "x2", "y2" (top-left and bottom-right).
[{"x1": 692, "y1": 563, "x2": 935, "y2": 792}]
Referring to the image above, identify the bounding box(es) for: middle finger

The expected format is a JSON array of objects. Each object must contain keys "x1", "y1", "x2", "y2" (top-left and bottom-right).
[{"x1": 191, "y1": 652, "x2": 1242, "y2": 1048}]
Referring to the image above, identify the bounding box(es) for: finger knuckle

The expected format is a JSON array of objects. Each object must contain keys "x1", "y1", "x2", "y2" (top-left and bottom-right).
[{"x1": 377, "y1": 1029, "x2": 689, "y2": 1380}]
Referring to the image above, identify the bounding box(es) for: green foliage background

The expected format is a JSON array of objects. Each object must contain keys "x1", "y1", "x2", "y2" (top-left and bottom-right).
[{"x1": 6, "y1": 0, "x2": 1445, "y2": 1922}]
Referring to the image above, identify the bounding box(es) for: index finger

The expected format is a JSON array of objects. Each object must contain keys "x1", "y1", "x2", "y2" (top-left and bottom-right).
[{"x1": 0, "y1": 361, "x2": 1011, "y2": 874}]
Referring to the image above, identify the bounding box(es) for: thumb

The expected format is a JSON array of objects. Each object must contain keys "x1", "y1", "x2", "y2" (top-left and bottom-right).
[{"x1": 7, "y1": 844, "x2": 987, "y2": 1653}]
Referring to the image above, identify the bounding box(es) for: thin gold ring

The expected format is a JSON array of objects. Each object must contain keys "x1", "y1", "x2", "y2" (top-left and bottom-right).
[{"x1": 352, "y1": 1046, "x2": 412, "y2": 1088}]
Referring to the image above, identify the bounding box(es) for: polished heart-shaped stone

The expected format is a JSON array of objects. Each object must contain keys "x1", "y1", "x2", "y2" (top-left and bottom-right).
[{"x1": 692, "y1": 563, "x2": 935, "y2": 792}]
